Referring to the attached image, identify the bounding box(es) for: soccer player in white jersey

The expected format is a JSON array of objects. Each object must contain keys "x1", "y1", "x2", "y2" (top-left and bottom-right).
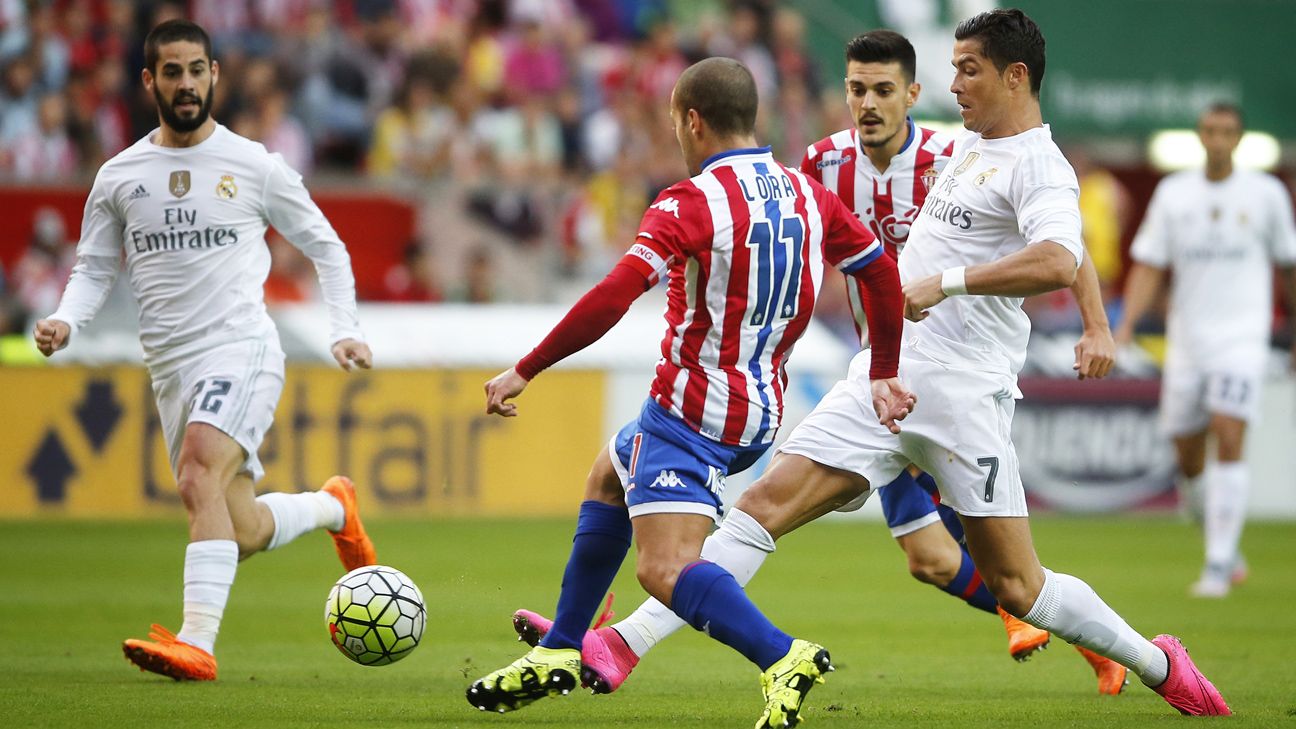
[
  {"x1": 465, "y1": 58, "x2": 913, "y2": 727},
  {"x1": 498, "y1": 10, "x2": 1232, "y2": 718},
  {"x1": 507, "y1": 28, "x2": 1125, "y2": 697},
  {"x1": 1115, "y1": 103, "x2": 1296, "y2": 598},
  {"x1": 31, "y1": 20, "x2": 377, "y2": 681}
]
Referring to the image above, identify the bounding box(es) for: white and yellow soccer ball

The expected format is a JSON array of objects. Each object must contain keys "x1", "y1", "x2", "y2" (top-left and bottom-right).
[{"x1": 326, "y1": 565, "x2": 426, "y2": 666}]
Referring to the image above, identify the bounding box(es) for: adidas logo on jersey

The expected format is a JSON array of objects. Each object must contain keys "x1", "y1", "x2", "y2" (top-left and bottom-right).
[
  {"x1": 127, "y1": 184, "x2": 149, "y2": 200},
  {"x1": 649, "y1": 197, "x2": 681, "y2": 218},
  {"x1": 649, "y1": 470, "x2": 686, "y2": 489}
]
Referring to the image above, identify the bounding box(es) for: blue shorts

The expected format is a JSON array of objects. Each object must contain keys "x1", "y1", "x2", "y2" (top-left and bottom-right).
[
  {"x1": 879, "y1": 469, "x2": 944, "y2": 538},
  {"x1": 610, "y1": 400, "x2": 770, "y2": 523}
]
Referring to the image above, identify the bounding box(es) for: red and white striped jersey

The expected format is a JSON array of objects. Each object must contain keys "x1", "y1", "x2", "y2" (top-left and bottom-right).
[
  {"x1": 800, "y1": 120, "x2": 954, "y2": 339},
  {"x1": 622, "y1": 146, "x2": 882, "y2": 447}
]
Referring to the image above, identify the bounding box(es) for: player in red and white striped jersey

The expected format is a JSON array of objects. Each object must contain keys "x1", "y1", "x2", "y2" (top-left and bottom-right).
[
  {"x1": 467, "y1": 58, "x2": 914, "y2": 726},
  {"x1": 499, "y1": 30, "x2": 1123, "y2": 703}
]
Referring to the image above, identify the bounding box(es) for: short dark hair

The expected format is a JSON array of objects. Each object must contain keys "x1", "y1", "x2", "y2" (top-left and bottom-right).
[
  {"x1": 1201, "y1": 102, "x2": 1245, "y2": 130},
  {"x1": 144, "y1": 19, "x2": 212, "y2": 74},
  {"x1": 954, "y1": 9, "x2": 1045, "y2": 96},
  {"x1": 672, "y1": 57, "x2": 758, "y2": 138},
  {"x1": 845, "y1": 30, "x2": 916, "y2": 84}
]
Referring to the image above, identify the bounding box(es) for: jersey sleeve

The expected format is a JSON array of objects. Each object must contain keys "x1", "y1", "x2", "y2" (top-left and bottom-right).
[
  {"x1": 798, "y1": 145, "x2": 823, "y2": 183},
  {"x1": 625, "y1": 182, "x2": 712, "y2": 284},
  {"x1": 262, "y1": 154, "x2": 363, "y2": 344},
  {"x1": 1129, "y1": 179, "x2": 1172, "y2": 267},
  {"x1": 1014, "y1": 150, "x2": 1084, "y2": 268},
  {"x1": 48, "y1": 170, "x2": 124, "y2": 336},
  {"x1": 818, "y1": 185, "x2": 883, "y2": 272},
  {"x1": 1264, "y1": 177, "x2": 1296, "y2": 265}
]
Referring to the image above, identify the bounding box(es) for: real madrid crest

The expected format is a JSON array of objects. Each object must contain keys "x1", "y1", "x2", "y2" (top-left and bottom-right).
[
  {"x1": 169, "y1": 170, "x2": 191, "y2": 197},
  {"x1": 953, "y1": 152, "x2": 980, "y2": 175},
  {"x1": 216, "y1": 174, "x2": 238, "y2": 200}
]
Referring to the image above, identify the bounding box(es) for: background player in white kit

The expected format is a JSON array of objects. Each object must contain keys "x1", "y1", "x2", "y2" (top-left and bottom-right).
[
  {"x1": 1115, "y1": 103, "x2": 1296, "y2": 598},
  {"x1": 508, "y1": 28, "x2": 1125, "y2": 697},
  {"x1": 32, "y1": 20, "x2": 377, "y2": 681}
]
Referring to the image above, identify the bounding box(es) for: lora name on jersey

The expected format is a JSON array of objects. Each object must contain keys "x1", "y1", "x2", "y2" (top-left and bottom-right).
[{"x1": 740, "y1": 173, "x2": 797, "y2": 203}]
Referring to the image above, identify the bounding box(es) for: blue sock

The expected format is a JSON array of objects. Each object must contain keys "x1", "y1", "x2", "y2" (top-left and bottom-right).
[
  {"x1": 940, "y1": 549, "x2": 997, "y2": 614},
  {"x1": 670, "y1": 560, "x2": 793, "y2": 670},
  {"x1": 539, "y1": 501, "x2": 632, "y2": 650}
]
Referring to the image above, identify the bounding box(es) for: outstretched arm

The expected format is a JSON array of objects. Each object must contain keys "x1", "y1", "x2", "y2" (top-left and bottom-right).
[
  {"x1": 1070, "y1": 252, "x2": 1115, "y2": 379},
  {"x1": 846, "y1": 252, "x2": 915, "y2": 433},
  {"x1": 903, "y1": 240, "x2": 1079, "y2": 321},
  {"x1": 263, "y1": 157, "x2": 365, "y2": 362},
  {"x1": 38, "y1": 253, "x2": 120, "y2": 355},
  {"x1": 486, "y1": 261, "x2": 652, "y2": 416}
]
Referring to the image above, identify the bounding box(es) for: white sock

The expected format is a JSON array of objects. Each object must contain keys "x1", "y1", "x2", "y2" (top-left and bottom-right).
[
  {"x1": 1178, "y1": 472, "x2": 1204, "y2": 522},
  {"x1": 177, "y1": 539, "x2": 238, "y2": 654},
  {"x1": 1022, "y1": 568, "x2": 1169, "y2": 687},
  {"x1": 613, "y1": 508, "x2": 775, "y2": 657},
  {"x1": 257, "y1": 490, "x2": 345, "y2": 550},
  {"x1": 1204, "y1": 461, "x2": 1249, "y2": 570}
]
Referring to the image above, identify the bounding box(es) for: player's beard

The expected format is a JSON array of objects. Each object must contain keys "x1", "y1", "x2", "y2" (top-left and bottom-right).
[
  {"x1": 857, "y1": 118, "x2": 901, "y2": 149},
  {"x1": 154, "y1": 83, "x2": 213, "y2": 133}
]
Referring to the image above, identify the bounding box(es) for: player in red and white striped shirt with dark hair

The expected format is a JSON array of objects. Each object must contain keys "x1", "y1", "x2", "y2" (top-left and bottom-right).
[{"x1": 467, "y1": 57, "x2": 914, "y2": 726}]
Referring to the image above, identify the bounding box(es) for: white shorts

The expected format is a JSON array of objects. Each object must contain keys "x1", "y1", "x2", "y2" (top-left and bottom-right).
[
  {"x1": 778, "y1": 350, "x2": 1028, "y2": 518},
  {"x1": 150, "y1": 339, "x2": 285, "y2": 482},
  {"x1": 1160, "y1": 360, "x2": 1263, "y2": 436}
]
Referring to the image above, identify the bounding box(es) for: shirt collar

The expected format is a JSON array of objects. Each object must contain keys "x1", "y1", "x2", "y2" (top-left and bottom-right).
[{"x1": 702, "y1": 146, "x2": 773, "y2": 172}]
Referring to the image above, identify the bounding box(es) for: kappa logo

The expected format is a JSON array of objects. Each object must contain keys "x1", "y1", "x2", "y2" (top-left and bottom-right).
[
  {"x1": 649, "y1": 197, "x2": 681, "y2": 218},
  {"x1": 815, "y1": 153, "x2": 853, "y2": 170},
  {"x1": 127, "y1": 184, "x2": 149, "y2": 200},
  {"x1": 649, "y1": 470, "x2": 686, "y2": 489}
]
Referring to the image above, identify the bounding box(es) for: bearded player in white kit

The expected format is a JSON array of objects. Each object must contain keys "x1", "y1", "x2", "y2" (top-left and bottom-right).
[
  {"x1": 1116, "y1": 103, "x2": 1296, "y2": 598},
  {"x1": 32, "y1": 20, "x2": 377, "y2": 681}
]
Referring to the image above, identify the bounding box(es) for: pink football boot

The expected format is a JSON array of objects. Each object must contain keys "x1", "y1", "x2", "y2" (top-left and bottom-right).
[
  {"x1": 1150, "y1": 635, "x2": 1231, "y2": 716},
  {"x1": 512, "y1": 594, "x2": 640, "y2": 694}
]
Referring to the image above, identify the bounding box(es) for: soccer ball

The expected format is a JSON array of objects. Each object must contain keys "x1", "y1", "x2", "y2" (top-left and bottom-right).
[{"x1": 325, "y1": 565, "x2": 426, "y2": 666}]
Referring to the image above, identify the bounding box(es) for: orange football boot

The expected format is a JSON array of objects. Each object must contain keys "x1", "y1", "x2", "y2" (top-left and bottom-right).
[
  {"x1": 321, "y1": 475, "x2": 377, "y2": 571},
  {"x1": 1076, "y1": 646, "x2": 1129, "y2": 695},
  {"x1": 998, "y1": 606, "x2": 1050, "y2": 661},
  {"x1": 122, "y1": 624, "x2": 217, "y2": 681}
]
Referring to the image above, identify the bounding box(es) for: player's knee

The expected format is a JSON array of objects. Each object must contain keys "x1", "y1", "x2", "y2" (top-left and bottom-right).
[
  {"x1": 983, "y1": 575, "x2": 1037, "y2": 616},
  {"x1": 634, "y1": 559, "x2": 679, "y2": 606},
  {"x1": 906, "y1": 550, "x2": 954, "y2": 586},
  {"x1": 175, "y1": 463, "x2": 222, "y2": 512}
]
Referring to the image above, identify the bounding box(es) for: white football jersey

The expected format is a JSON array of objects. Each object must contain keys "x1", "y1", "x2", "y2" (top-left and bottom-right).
[
  {"x1": 1131, "y1": 168, "x2": 1296, "y2": 368},
  {"x1": 899, "y1": 124, "x2": 1084, "y2": 376},
  {"x1": 50, "y1": 124, "x2": 362, "y2": 371}
]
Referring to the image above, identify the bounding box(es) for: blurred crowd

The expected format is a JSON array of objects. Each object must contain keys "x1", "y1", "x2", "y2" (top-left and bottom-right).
[{"x1": 0, "y1": 0, "x2": 1164, "y2": 355}]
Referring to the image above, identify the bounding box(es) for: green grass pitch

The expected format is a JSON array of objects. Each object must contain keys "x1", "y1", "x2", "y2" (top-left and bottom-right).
[{"x1": 1, "y1": 516, "x2": 1291, "y2": 727}]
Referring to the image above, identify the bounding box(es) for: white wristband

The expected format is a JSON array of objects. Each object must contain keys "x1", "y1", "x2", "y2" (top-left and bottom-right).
[{"x1": 940, "y1": 266, "x2": 968, "y2": 296}]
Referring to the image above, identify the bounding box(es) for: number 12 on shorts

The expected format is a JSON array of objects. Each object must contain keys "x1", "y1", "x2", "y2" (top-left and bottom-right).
[
  {"x1": 976, "y1": 456, "x2": 999, "y2": 502},
  {"x1": 192, "y1": 378, "x2": 232, "y2": 414}
]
